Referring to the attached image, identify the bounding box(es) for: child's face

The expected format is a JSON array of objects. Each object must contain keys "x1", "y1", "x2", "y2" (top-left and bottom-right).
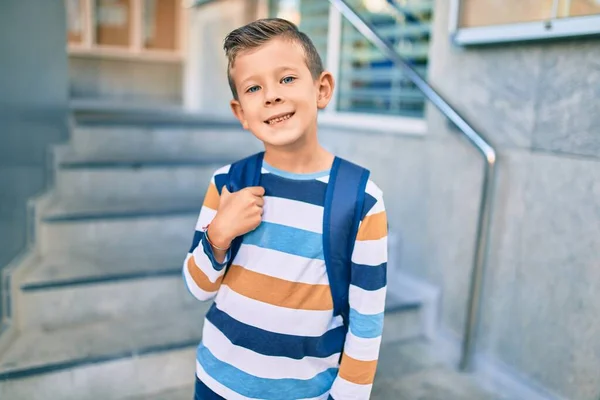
[{"x1": 229, "y1": 37, "x2": 333, "y2": 149}]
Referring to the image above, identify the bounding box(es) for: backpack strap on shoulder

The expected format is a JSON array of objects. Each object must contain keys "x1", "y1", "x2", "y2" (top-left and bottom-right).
[
  {"x1": 224, "y1": 151, "x2": 264, "y2": 264},
  {"x1": 323, "y1": 157, "x2": 370, "y2": 330}
]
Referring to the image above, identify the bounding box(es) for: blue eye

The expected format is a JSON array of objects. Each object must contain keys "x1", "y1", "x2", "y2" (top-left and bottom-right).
[
  {"x1": 282, "y1": 76, "x2": 296, "y2": 84},
  {"x1": 247, "y1": 86, "x2": 260, "y2": 93}
]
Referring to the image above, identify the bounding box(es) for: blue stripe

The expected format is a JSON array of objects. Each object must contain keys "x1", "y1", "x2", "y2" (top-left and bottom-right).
[
  {"x1": 206, "y1": 305, "x2": 346, "y2": 359},
  {"x1": 351, "y1": 262, "x2": 387, "y2": 291},
  {"x1": 214, "y1": 171, "x2": 327, "y2": 206},
  {"x1": 349, "y1": 308, "x2": 384, "y2": 339},
  {"x1": 243, "y1": 221, "x2": 324, "y2": 260},
  {"x1": 261, "y1": 173, "x2": 327, "y2": 206},
  {"x1": 197, "y1": 345, "x2": 337, "y2": 399},
  {"x1": 360, "y1": 192, "x2": 378, "y2": 220}
]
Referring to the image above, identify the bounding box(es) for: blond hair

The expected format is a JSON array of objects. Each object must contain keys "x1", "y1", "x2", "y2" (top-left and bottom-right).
[{"x1": 223, "y1": 18, "x2": 324, "y2": 99}]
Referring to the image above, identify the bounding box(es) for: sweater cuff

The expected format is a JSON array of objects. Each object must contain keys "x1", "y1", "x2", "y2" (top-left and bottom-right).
[{"x1": 201, "y1": 230, "x2": 231, "y2": 271}]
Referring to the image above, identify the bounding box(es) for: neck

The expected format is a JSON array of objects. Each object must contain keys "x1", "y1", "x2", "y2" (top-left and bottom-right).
[{"x1": 263, "y1": 131, "x2": 334, "y2": 174}]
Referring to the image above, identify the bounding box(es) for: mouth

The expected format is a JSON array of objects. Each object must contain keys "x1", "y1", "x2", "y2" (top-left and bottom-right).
[{"x1": 264, "y1": 112, "x2": 295, "y2": 125}]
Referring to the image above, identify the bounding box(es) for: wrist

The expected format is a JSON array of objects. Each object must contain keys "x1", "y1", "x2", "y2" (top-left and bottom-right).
[{"x1": 206, "y1": 221, "x2": 232, "y2": 250}]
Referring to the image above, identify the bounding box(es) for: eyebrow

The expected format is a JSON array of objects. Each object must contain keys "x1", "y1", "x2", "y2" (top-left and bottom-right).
[{"x1": 239, "y1": 66, "x2": 299, "y2": 88}]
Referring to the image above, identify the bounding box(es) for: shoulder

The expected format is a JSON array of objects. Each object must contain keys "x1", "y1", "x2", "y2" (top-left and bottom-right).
[{"x1": 211, "y1": 164, "x2": 231, "y2": 183}]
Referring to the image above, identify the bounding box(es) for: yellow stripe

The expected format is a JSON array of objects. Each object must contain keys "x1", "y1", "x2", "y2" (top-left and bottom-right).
[
  {"x1": 356, "y1": 211, "x2": 387, "y2": 241},
  {"x1": 223, "y1": 265, "x2": 333, "y2": 311},
  {"x1": 339, "y1": 354, "x2": 378, "y2": 385},
  {"x1": 187, "y1": 255, "x2": 223, "y2": 292},
  {"x1": 203, "y1": 183, "x2": 220, "y2": 210}
]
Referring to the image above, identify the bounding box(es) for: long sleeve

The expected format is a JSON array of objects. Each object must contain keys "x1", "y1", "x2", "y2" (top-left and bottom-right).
[
  {"x1": 329, "y1": 184, "x2": 387, "y2": 399},
  {"x1": 182, "y1": 167, "x2": 232, "y2": 302}
]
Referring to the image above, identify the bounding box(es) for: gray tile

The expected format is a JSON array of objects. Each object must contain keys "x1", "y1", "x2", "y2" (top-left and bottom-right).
[
  {"x1": 516, "y1": 153, "x2": 600, "y2": 400},
  {"x1": 532, "y1": 40, "x2": 600, "y2": 158},
  {"x1": 422, "y1": 136, "x2": 483, "y2": 336},
  {"x1": 477, "y1": 151, "x2": 531, "y2": 367},
  {"x1": 428, "y1": 0, "x2": 542, "y2": 149}
]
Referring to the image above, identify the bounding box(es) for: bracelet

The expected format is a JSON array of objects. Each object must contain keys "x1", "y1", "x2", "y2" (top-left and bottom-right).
[{"x1": 204, "y1": 225, "x2": 231, "y2": 251}]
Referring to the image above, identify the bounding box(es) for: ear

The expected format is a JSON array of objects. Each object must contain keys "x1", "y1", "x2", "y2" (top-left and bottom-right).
[
  {"x1": 230, "y1": 99, "x2": 249, "y2": 130},
  {"x1": 316, "y1": 71, "x2": 335, "y2": 110}
]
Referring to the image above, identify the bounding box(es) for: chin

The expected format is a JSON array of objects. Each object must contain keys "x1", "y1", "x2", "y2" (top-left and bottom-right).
[{"x1": 254, "y1": 129, "x2": 306, "y2": 148}]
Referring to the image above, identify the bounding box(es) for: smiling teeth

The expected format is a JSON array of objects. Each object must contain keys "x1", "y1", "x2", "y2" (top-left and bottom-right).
[{"x1": 268, "y1": 114, "x2": 292, "y2": 124}]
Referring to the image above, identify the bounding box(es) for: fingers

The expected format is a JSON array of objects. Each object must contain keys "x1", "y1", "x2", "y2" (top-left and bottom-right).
[
  {"x1": 246, "y1": 186, "x2": 265, "y2": 196},
  {"x1": 254, "y1": 196, "x2": 265, "y2": 208}
]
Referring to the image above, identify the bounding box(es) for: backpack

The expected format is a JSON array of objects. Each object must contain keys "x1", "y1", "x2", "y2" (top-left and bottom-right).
[{"x1": 221, "y1": 151, "x2": 370, "y2": 330}]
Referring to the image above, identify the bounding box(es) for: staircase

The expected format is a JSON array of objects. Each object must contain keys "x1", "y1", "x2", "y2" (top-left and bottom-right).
[{"x1": 0, "y1": 108, "x2": 432, "y2": 399}]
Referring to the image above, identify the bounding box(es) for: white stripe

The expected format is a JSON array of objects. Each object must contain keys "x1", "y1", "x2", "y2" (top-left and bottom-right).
[
  {"x1": 316, "y1": 175, "x2": 330, "y2": 184},
  {"x1": 233, "y1": 245, "x2": 329, "y2": 285},
  {"x1": 182, "y1": 258, "x2": 216, "y2": 301},
  {"x1": 202, "y1": 320, "x2": 340, "y2": 380},
  {"x1": 262, "y1": 196, "x2": 324, "y2": 234},
  {"x1": 329, "y1": 375, "x2": 373, "y2": 399},
  {"x1": 351, "y1": 237, "x2": 387, "y2": 266},
  {"x1": 365, "y1": 180, "x2": 383, "y2": 200},
  {"x1": 349, "y1": 285, "x2": 387, "y2": 315},
  {"x1": 196, "y1": 361, "x2": 251, "y2": 400},
  {"x1": 195, "y1": 207, "x2": 217, "y2": 231},
  {"x1": 191, "y1": 247, "x2": 226, "y2": 283},
  {"x1": 212, "y1": 165, "x2": 231, "y2": 181},
  {"x1": 215, "y1": 285, "x2": 334, "y2": 337},
  {"x1": 196, "y1": 361, "x2": 331, "y2": 400},
  {"x1": 343, "y1": 331, "x2": 382, "y2": 361}
]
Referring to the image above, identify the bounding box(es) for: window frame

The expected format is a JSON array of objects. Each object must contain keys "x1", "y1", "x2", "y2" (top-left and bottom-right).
[
  {"x1": 66, "y1": 0, "x2": 186, "y2": 63},
  {"x1": 449, "y1": 0, "x2": 600, "y2": 45}
]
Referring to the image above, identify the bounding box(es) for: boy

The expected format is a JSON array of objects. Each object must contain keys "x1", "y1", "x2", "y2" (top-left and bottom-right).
[{"x1": 183, "y1": 18, "x2": 387, "y2": 400}]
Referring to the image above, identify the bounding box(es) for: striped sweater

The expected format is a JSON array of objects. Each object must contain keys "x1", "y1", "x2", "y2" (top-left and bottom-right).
[{"x1": 183, "y1": 161, "x2": 388, "y2": 400}]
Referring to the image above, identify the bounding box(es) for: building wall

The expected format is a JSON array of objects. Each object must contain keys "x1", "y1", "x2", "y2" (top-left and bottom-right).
[
  {"x1": 322, "y1": 2, "x2": 600, "y2": 398},
  {"x1": 0, "y1": 1, "x2": 69, "y2": 318},
  {"x1": 69, "y1": 57, "x2": 183, "y2": 105}
]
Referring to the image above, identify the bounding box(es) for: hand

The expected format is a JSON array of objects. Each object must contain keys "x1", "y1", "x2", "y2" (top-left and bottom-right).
[{"x1": 208, "y1": 186, "x2": 265, "y2": 249}]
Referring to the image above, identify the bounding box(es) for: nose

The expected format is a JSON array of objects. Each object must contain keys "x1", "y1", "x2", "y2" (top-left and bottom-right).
[{"x1": 264, "y1": 87, "x2": 283, "y2": 106}]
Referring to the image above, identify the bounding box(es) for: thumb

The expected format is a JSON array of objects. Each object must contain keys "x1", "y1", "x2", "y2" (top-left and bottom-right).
[{"x1": 221, "y1": 185, "x2": 231, "y2": 199}]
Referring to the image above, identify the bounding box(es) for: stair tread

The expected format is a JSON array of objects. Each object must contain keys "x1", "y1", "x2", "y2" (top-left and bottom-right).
[
  {"x1": 21, "y1": 244, "x2": 187, "y2": 289},
  {"x1": 0, "y1": 304, "x2": 208, "y2": 379},
  {"x1": 59, "y1": 151, "x2": 232, "y2": 168},
  {"x1": 42, "y1": 195, "x2": 202, "y2": 221}
]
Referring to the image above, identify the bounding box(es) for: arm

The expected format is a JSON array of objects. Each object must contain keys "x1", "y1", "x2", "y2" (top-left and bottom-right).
[
  {"x1": 330, "y1": 188, "x2": 388, "y2": 399},
  {"x1": 182, "y1": 167, "x2": 265, "y2": 302},
  {"x1": 182, "y1": 170, "x2": 231, "y2": 302}
]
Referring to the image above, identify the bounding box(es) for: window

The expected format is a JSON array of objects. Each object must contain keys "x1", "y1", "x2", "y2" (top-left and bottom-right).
[
  {"x1": 451, "y1": 0, "x2": 600, "y2": 45},
  {"x1": 270, "y1": 0, "x2": 434, "y2": 119},
  {"x1": 66, "y1": 0, "x2": 184, "y2": 62}
]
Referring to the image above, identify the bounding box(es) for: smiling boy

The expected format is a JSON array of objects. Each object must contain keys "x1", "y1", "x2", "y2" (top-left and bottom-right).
[{"x1": 183, "y1": 18, "x2": 388, "y2": 400}]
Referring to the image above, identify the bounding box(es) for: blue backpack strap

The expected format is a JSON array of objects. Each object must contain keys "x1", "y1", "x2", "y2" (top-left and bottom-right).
[
  {"x1": 323, "y1": 157, "x2": 370, "y2": 330},
  {"x1": 224, "y1": 151, "x2": 265, "y2": 264}
]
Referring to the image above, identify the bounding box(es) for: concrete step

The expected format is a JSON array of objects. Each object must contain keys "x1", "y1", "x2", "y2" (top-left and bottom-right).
[
  {"x1": 383, "y1": 291, "x2": 426, "y2": 344},
  {"x1": 55, "y1": 152, "x2": 225, "y2": 202},
  {"x1": 0, "y1": 305, "x2": 209, "y2": 400},
  {"x1": 122, "y1": 385, "x2": 194, "y2": 400},
  {"x1": 373, "y1": 339, "x2": 507, "y2": 400},
  {"x1": 71, "y1": 123, "x2": 262, "y2": 161},
  {"x1": 16, "y1": 244, "x2": 194, "y2": 330},
  {"x1": 37, "y1": 196, "x2": 198, "y2": 255}
]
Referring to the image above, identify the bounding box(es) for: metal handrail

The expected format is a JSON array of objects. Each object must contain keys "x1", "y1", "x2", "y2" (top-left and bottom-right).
[
  {"x1": 192, "y1": 0, "x2": 498, "y2": 371},
  {"x1": 329, "y1": 0, "x2": 497, "y2": 371}
]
